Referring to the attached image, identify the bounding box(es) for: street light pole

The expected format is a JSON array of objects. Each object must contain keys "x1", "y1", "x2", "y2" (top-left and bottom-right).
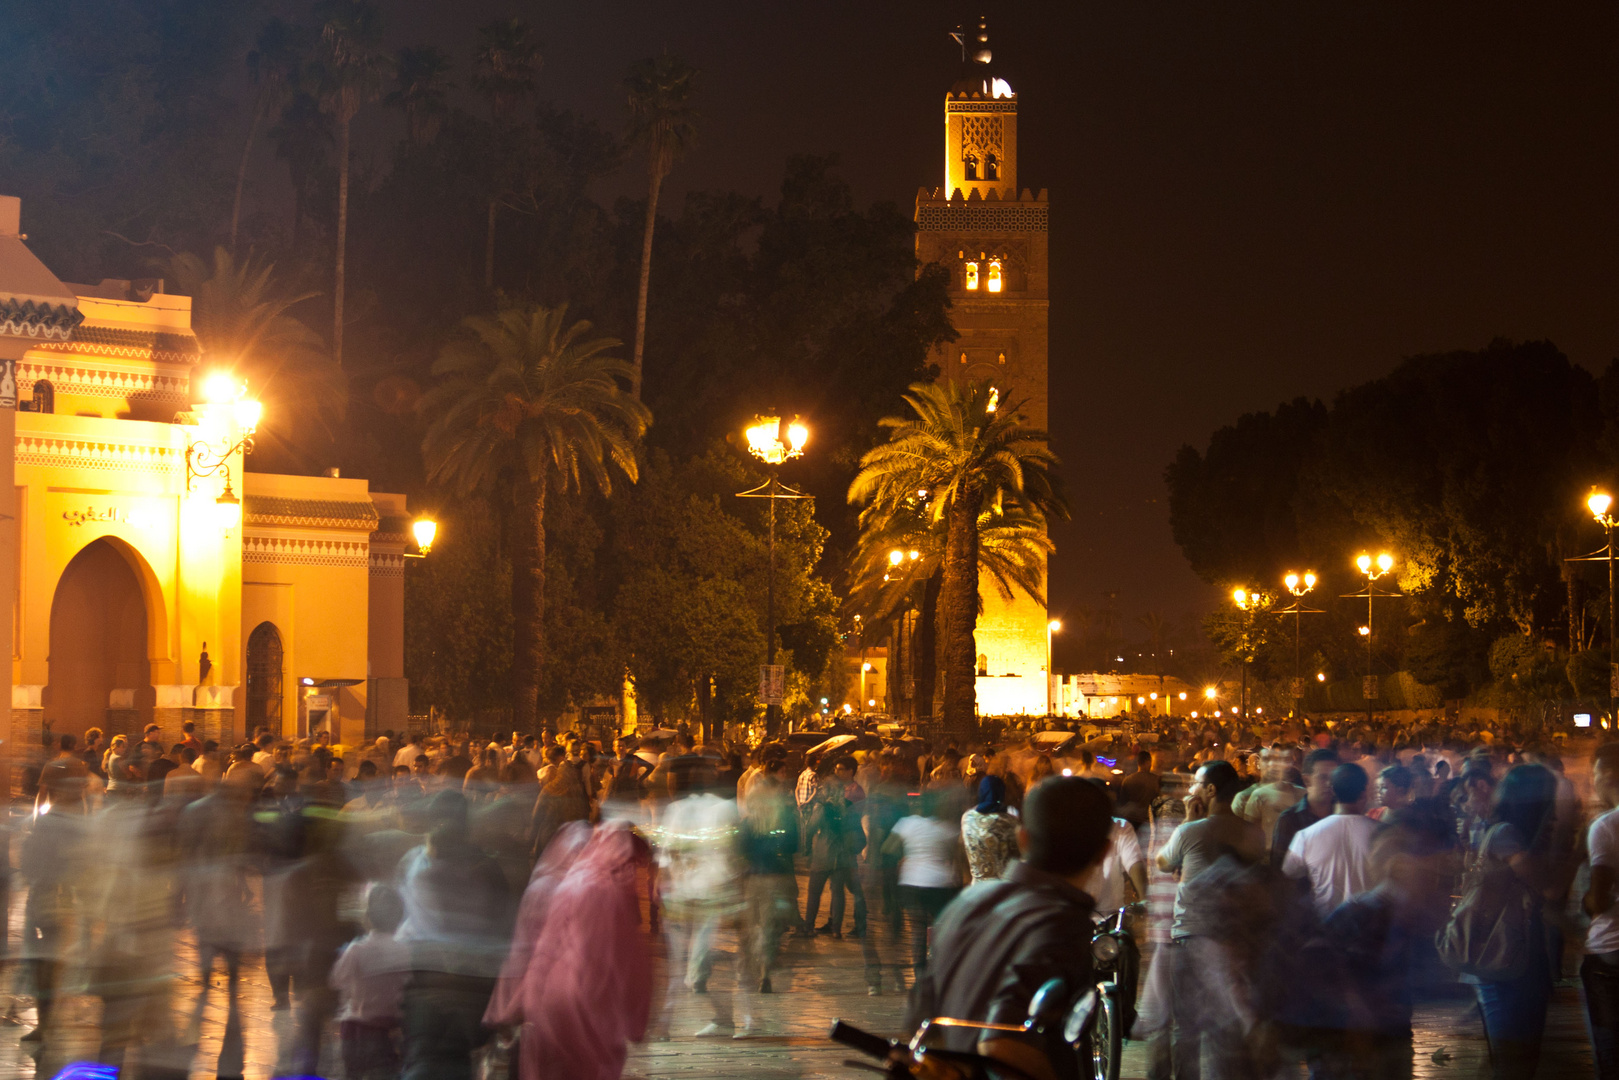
[
  {"x1": 1589, "y1": 490, "x2": 1617, "y2": 720},
  {"x1": 1046, "y1": 619, "x2": 1062, "y2": 717},
  {"x1": 1231, "y1": 587, "x2": 1271, "y2": 722},
  {"x1": 1279, "y1": 572, "x2": 1319, "y2": 719},
  {"x1": 1351, "y1": 552, "x2": 1395, "y2": 729},
  {"x1": 740, "y1": 414, "x2": 810, "y2": 738}
]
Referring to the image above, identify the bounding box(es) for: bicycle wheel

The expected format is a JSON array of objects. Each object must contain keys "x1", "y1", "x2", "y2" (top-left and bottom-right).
[{"x1": 1089, "y1": 985, "x2": 1122, "y2": 1080}]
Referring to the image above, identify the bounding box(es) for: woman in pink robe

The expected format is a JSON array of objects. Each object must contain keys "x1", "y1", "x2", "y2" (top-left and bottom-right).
[
  {"x1": 486, "y1": 821, "x2": 593, "y2": 1033},
  {"x1": 520, "y1": 821, "x2": 653, "y2": 1080}
]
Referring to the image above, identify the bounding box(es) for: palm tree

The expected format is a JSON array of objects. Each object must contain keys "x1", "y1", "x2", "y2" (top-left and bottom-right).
[
  {"x1": 311, "y1": 0, "x2": 389, "y2": 365},
  {"x1": 849, "y1": 379, "x2": 1066, "y2": 734},
  {"x1": 233, "y1": 19, "x2": 308, "y2": 255},
  {"x1": 847, "y1": 501, "x2": 1053, "y2": 723},
  {"x1": 387, "y1": 46, "x2": 453, "y2": 147},
  {"x1": 473, "y1": 19, "x2": 541, "y2": 289},
  {"x1": 420, "y1": 303, "x2": 651, "y2": 730},
  {"x1": 168, "y1": 248, "x2": 347, "y2": 470},
  {"x1": 624, "y1": 55, "x2": 698, "y2": 400}
]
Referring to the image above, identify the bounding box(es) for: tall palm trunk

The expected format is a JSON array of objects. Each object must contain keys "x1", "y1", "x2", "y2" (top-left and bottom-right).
[
  {"x1": 939, "y1": 492, "x2": 981, "y2": 735},
  {"x1": 512, "y1": 473, "x2": 546, "y2": 731},
  {"x1": 630, "y1": 158, "x2": 665, "y2": 401},
  {"x1": 333, "y1": 113, "x2": 351, "y2": 364},
  {"x1": 915, "y1": 568, "x2": 941, "y2": 720},
  {"x1": 230, "y1": 92, "x2": 267, "y2": 256}
]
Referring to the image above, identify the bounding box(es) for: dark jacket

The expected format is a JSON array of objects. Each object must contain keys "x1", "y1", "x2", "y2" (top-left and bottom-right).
[{"x1": 906, "y1": 861, "x2": 1095, "y2": 1080}]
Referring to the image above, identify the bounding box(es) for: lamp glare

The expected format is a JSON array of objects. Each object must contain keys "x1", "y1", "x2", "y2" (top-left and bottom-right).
[{"x1": 412, "y1": 518, "x2": 438, "y2": 555}]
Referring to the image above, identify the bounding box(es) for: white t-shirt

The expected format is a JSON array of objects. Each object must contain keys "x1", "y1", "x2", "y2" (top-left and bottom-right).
[
  {"x1": 393, "y1": 743, "x2": 424, "y2": 769},
  {"x1": 1082, "y1": 817, "x2": 1144, "y2": 914},
  {"x1": 1589, "y1": 809, "x2": 1619, "y2": 954},
  {"x1": 1283, "y1": 813, "x2": 1379, "y2": 915},
  {"x1": 891, "y1": 815, "x2": 960, "y2": 888}
]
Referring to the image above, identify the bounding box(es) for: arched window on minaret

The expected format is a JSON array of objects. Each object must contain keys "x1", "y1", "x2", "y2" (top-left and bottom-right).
[
  {"x1": 985, "y1": 153, "x2": 1000, "y2": 180},
  {"x1": 31, "y1": 379, "x2": 54, "y2": 414},
  {"x1": 977, "y1": 653, "x2": 989, "y2": 676},
  {"x1": 964, "y1": 151, "x2": 979, "y2": 181},
  {"x1": 987, "y1": 260, "x2": 1003, "y2": 293},
  {"x1": 964, "y1": 262, "x2": 979, "y2": 290}
]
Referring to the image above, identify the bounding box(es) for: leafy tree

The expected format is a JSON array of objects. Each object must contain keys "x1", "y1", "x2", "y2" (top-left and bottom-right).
[
  {"x1": 1164, "y1": 397, "x2": 1328, "y2": 586},
  {"x1": 1168, "y1": 340, "x2": 1606, "y2": 701},
  {"x1": 311, "y1": 0, "x2": 389, "y2": 364},
  {"x1": 420, "y1": 302, "x2": 649, "y2": 730},
  {"x1": 405, "y1": 502, "x2": 512, "y2": 719},
  {"x1": 850, "y1": 381, "x2": 1065, "y2": 734},
  {"x1": 624, "y1": 54, "x2": 698, "y2": 399}
]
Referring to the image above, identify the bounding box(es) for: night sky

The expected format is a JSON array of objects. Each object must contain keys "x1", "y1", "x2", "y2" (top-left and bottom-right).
[{"x1": 386, "y1": 0, "x2": 1619, "y2": 662}]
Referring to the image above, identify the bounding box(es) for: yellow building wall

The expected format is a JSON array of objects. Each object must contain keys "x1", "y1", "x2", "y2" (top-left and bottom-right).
[
  {"x1": 242, "y1": 472, "x2": 375, "y2": 745},
  {"x1": 3, "y1": 277, "x2": 398, "y2": 756}
]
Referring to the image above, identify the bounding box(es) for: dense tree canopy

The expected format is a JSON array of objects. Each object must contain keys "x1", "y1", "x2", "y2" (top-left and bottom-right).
[{"x1": 1167, "y1": 339, "x2": 1616, "y2": 704}]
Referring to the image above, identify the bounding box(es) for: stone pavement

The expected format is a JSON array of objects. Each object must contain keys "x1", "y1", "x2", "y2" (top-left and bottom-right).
[
  {"x1": 0, "y1": 864, "x2": 1593, "y2": 1079},
  {"x1": 628, "y1": 922, "x2": 1595, "y2": 1080}
]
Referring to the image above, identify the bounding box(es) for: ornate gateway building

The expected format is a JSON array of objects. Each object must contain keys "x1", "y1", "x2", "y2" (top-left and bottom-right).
[{"x1": 0, "y1": 196, "x2": 412, "y2": 759}]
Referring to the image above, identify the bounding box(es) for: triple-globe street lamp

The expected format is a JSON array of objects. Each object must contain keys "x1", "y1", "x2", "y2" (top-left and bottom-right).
[
  {"x1": 740, "y1": 415, "x2": 810, "y2": 736},
  {"x1": 1231, "y1": 586, "x2": 1272, "y2": 721}
]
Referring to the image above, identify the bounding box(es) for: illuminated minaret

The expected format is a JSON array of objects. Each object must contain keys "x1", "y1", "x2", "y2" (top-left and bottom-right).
[{"x1": 915, "y1": 21, "x2": 1052, "y2": 717}]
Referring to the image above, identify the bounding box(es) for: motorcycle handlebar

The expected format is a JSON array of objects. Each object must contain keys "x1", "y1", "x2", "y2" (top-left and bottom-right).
[{"x1": 829, "y1": 1019, "x2": 896, "y2": 1061}]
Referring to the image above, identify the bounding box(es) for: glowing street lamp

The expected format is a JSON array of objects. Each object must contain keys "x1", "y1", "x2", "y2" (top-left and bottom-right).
[
  {"x1": 1348, "y1": 551, "x2": 1398, "y2": 725},
  {"x1": 1046, "y1": 619, "x2": 1062, "y2": 716},
  {"x1": 1277, "y1": 570, "x2": 1321, "y2": 717},
  {"x1": 404, "y1": 517, "x2": 438, "y2": 558},
  {"x1": 186, "y1": 373, "x2": 261, "y2": 531},
  {"x1": 739, "y1": 414, "x2": 811, "y2": 735},
  {"x1": 1590, "y1": 489, "x2": 1617, "y2": 719},
  {"x1": 1231, "y1": 586, "x2": 1271, "y2": 721}
]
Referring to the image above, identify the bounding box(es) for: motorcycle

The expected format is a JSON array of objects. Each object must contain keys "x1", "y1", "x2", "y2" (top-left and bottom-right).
[
  {"x1": 1087, "y1": 904, "x2": 1142, "y2": 1080},
  {"x1": 830, "y1": 977, "x2": 1097, "y2": 1080}
]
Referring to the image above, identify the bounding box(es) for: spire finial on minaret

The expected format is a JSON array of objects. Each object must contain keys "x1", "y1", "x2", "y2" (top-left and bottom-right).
[{"x1": 949, "y1": 17, "x2": 993, "y2": 65}]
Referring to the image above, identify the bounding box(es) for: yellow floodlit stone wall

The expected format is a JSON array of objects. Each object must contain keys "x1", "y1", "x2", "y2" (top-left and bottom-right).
[{"x1": 9, "y1": 280, "x2": 408, "y2": 751}]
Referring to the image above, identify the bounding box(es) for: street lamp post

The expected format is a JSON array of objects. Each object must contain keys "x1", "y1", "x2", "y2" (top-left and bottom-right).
[
  {"x1": 1046, "y1": 619, "x2": 1062, "y2": 717},
  {"x1": 1590, "y1": 490, "x2": 1616, "y2": 720},
  {"x1": 1349, "y1": 552, "x2": 1396, "y2": 728},
  {"x1": 740, "y1": 415, "x2": 809, "y2": 737},
  {"x1": 1278, "y1": 571, "x2": 1320, "y2": 718},
  {"x1": 1231, "y1": 587, "x2": 1271, "y2": 721}
]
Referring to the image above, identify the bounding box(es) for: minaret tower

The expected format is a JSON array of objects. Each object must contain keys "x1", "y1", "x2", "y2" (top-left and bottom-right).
[{"x1": 916, "y1": 20, "x2": 1052, "y2": 717}]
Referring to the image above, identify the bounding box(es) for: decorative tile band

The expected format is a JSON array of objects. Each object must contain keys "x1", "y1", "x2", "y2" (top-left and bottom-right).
[
  {"x1": 946, "y1": 100, "x2": 1017, "y2": 113},
  {"x1": 15, "y1": 435, "x2": 181, "y2": 473},
  {"x1": 243, "y1": 535, "x2": 369, "y2": 568},
  {"x1": 369, "y1": 552, "x2": 405, "y2": 577},
  {"x1": 916, "y1": 203, "x2": 1048, "y2": 232},
  {"x1": 18, "y1": 360, "x2": 190, "y2": 403}
]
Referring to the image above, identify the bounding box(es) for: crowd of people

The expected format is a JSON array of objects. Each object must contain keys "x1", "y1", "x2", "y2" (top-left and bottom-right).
[{"x1": 1, "y1": 713, "x2": 1616, "y2": 1080}]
